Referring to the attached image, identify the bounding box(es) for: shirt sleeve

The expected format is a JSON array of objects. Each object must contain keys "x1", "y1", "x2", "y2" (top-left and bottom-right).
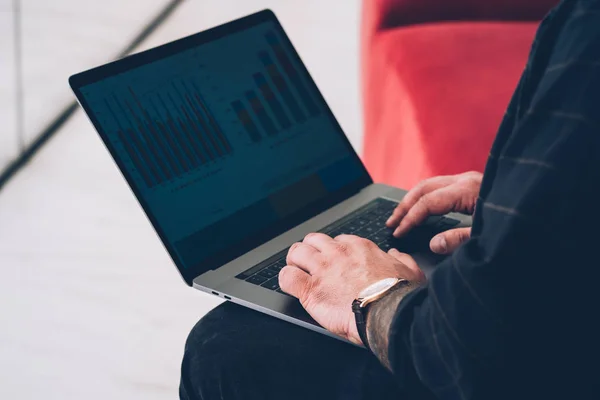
[{"x1": 386, "y1": 2, "x2": 600, "y2": 398}]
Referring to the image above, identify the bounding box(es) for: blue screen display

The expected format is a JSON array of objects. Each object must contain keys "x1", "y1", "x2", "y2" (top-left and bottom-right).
[{"x1": 79, "y1": 20, "x2": 364, "y2": 272}]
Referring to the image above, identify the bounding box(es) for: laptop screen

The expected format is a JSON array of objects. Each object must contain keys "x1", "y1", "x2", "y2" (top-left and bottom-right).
[{"x1": 72, "y1": 11, "x2": 370, "y2": 284}]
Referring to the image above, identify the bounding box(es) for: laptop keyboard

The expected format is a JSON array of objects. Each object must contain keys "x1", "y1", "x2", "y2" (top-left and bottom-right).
[{"x1": 236, "y1": 198, "x2": 460, "y2": 296}]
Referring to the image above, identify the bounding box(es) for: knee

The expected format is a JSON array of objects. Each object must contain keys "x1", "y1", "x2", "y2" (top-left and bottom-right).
[
  {"x1": 180, "y1": 313, "x2": 229, "y2": 399},
  {"x1": 179, "y1": 305, "x2": 258, "y2": 400}
]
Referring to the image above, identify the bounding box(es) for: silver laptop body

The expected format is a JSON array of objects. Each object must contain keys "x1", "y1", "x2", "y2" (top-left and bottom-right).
[
  {"x1": 70, "y1": 9, "x2": 469, "y2": 344},
  {"x1": 195, "y1": 184, "x2": 469, "y2": 342}
]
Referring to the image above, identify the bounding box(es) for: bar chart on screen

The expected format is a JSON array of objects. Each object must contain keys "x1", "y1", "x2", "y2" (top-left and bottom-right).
[
  {"x1": 84, "y1": 28, "x2": 325, "y2": 191},
  {"x1": 103, "y1": 82, "x2": 233, "y2": 188},
  {"x1": 76, "y1": 18, "x2": 362, "y2": 251},
  {"x1": 228, "y1": 30, "x2": 321, "y2": 144}
]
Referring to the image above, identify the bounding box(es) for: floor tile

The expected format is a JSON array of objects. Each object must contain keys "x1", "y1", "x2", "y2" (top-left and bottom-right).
[
  {"x1": 0, "y1": 10, "x2": 19, "y2": 170},
  {"x1": 20, "y1": 0, "x2": 172, "y2": 146}
]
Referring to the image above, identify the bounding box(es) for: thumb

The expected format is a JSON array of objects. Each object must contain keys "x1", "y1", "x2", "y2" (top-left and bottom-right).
[{"x1": 430, "y1": 227, "x2": 471, "y2": 255}]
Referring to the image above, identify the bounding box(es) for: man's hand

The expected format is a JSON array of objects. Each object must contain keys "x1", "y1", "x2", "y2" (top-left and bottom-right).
[
  {"x1": 386, "y1": 171, "x2": 482, "y2": 254},
  {"x1": 278, "y1": 233, "x2": 425, "y2": 345}
]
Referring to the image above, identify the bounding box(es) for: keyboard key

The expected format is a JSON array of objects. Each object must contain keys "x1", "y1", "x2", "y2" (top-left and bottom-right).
[
  {"x1": 258, "y1": 268, "x2": 278, "y2": 279},
  {"x1": 367, "y1": 225, "x2": 381, "y2": 235},
  {"x1": 372, "y1": 207, "x2": 388, "y2": 216},
  {"x1": 371, "y1": 219, "x2": 386, "y2": 230},
  {"x1": 261, "y1": 277, "x2": 280, "y2": 291},
  {"x1": 370, "y1": 232, "x2": 386, "y2": 243},
  {"x1": 378, "y1": 242, "x2": 392, "y2": 251},
  {"x1": 355, "y1": 225, "x2": 377, "y2": 238},
  {"x1": 378, "y1": 200, "x2": 397, "y2": 210},
  {"x1": 343, "y1": 222, "x2": 360, "y2": 232},
  {"x1": 267, "y1": 265, "x2": 281, "y2": 274},
  {"x1": 382, "y1": 208, "x2": 397, "y2": 216},
  {"x1": 360, "y1": 211, "x2": 375, "y2": 220},
  {"x1": 355, "y1": 217, "x2": 370, "y2": 227},
  {"x1": 380, "y1": 227, "x2": 395, "y2": 236},
  {"x1": 352, "y1": 229, "x2": 368, "y2": 238},
  {"x1": 329, "y1": 229, "x2": 343, "y2": 237},
  {"x1": 247, "y1": 274, "x2": 268, "y2": 285}
]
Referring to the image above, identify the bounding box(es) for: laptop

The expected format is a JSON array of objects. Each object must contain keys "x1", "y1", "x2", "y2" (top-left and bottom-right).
[{"x1": 69, "y1": 9, "x2": 469, "y2": 344}]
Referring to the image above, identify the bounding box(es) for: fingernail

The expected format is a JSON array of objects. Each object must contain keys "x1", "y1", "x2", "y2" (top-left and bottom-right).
[{"x1": 432, "y1": 235, "x2": 448, "y2": 254}]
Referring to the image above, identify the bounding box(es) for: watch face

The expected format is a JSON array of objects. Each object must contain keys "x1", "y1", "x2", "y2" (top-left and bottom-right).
[{"x1": 359, "y1": 278, "x2": 399, "y2": 299}]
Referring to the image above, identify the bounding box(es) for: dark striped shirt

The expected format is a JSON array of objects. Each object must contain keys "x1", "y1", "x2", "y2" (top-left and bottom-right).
[{"x1": 389, "y1": 1, "x2": 600, "y2": 398}]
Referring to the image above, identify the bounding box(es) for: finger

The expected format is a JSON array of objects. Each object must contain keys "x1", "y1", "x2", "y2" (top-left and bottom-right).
[
  {"x1": 387, "y1": 248, "x2": 417, "y2": 270},
  {"x1": 302, "y1": 232, "x2": 338, "y2": 253},
  {"x1": 386, "y1": 176, "x2": 455, "y2": 227},
  {"x1": 279, "y1": 265, "x2": 311, "y2": 300},
  {"x1": 393, "y1": 185, "x2": 462, "y2": 237},
  {"x1": 430, "y1": 227, "x2": 471, "y2": 255},
  {"x1": 334, "y1": 234, "x2": 371, "y2": 246},
  {"x1": 334, "y1": 234, "x2": 377, "y2": 256},
  {"x1": 387, "y1": 248, "x2": 426, "y2": 282},
  {"x1": 286, "y1": 242, "x2": 325, "y2": 274}
]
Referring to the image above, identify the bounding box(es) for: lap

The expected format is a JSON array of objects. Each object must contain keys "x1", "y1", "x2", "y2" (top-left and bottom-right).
[{"x1": 180, "y1": 302, "x2": 401, "y2": 400}]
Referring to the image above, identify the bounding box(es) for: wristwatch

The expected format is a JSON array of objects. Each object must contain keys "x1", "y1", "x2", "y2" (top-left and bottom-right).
[{"x1": 352, "y1": 278, "x2": 409, "y2": 349}]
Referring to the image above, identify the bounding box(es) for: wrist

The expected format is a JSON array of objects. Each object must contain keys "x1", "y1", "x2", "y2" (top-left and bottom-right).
[
  {"x1": 352, "y1": 278, "x2": 407, "y2": 347},
  {"x1": 366, "y1": 281, "x2": 417, "y2": 338},
  {"x1": 365, "y1": 281, "x2": 420, "y2": 369}
]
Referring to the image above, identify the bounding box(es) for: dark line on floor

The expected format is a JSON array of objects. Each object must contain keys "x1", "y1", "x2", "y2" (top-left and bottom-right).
[{"x1": 0, "y1": 0, "x2": 185, "y2": 192}]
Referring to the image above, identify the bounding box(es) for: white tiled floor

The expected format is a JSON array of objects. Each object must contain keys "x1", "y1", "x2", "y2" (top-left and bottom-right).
[
  {"x1": 20, "y1": 0, "x2": 173, "y2": 146},
  {"x1": 0, "y1": 7, "x2": 18, "y2": 168},
  {"x1": 1, "y1": 0, "x2": 171, "y2": 171},
  {"x1": 0, "y1": 1, "x2": 362, "y2": 398}
]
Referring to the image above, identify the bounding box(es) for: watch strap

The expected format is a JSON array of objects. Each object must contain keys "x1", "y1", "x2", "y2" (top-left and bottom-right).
[
  {"x1": 352, "y1": 299, "x2": 370, "y2": 349},
  {"x1": 352, "y1": 279, "x2": 411, "y2": 350}
]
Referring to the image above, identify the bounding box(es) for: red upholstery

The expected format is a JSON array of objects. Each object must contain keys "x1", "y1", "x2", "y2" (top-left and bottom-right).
[{"x1": 361, "y1": 0, "x2": 557, "y2": 189}]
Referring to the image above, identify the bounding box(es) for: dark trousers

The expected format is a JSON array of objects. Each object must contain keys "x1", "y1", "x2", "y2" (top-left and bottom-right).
[{"x1": 179, "y1": 302, "x2": 402, "y2": 400}]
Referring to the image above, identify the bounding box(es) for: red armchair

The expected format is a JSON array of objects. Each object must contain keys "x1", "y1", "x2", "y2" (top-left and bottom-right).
[{"x1": 361, "y1": 0, "x2": 558, "y2": 189}]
